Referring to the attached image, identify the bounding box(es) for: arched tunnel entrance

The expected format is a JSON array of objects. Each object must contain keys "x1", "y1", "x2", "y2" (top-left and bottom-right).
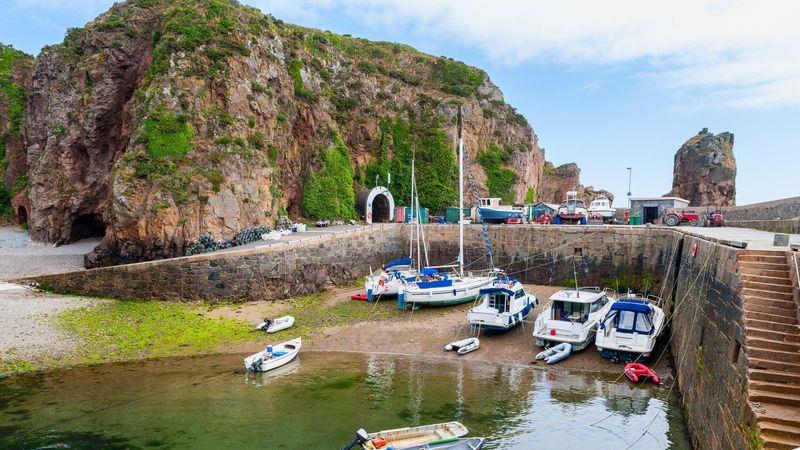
[
  {"x1": 357, "y1": 186, "x2": 395, "y2": 224},
  {"x1": 70, "y1": 214, "x2": 106, "y2": 241},
  {"x1": 372, "y1": 193, "x2": 391, "y2": 223},
  {"x1": 16, "y1": 206, "x2": 27, "y2": 225}
]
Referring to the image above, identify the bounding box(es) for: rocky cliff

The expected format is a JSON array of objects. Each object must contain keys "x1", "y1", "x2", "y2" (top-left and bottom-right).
[
  {"x1": 539, "y1": 161, "x2": 613, "y2": 205},
  {"x1": 0, "y1": 44, "x2": 34, "y2": 222},
  {"x1": 668, "y1": 128, "x2": 736, "y2": 206},
  {"x1": 5, "y1": 0, "x2": 544, "y2": 266}
]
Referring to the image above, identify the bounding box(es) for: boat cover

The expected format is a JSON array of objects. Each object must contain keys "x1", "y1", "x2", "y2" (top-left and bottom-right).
[
  {"x1": 611, "y1": 299, "x2": 651, "y2": 313},
  {"x1": 479, "y1": 287, "x2": 515, "y2": 296},
  {"x1": 417, "y1": 279, "x2": 453, "y2": 289},
  {"x1": 386, "y1": 257, "x2": 412, "y2": 269},
  {"x1": 420, "y1": 267, "x2": 439, "y2": 276}
]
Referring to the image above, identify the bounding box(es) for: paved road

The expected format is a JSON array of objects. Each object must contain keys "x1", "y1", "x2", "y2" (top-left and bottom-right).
[
  {"x1": 0, "y1": 226, "x2": 100, "y2": 281},
  {"x1": 677, "y1": 226, "x2": 800, "y2": 250}
]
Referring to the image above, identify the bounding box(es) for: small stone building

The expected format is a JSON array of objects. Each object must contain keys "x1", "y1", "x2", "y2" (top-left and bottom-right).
[
  {"x1": 356, "y1": 186, "x2": 395, "y2": 224},
  {"x1": 630, "y1": 197, "x2": 690, "y2": 224}
]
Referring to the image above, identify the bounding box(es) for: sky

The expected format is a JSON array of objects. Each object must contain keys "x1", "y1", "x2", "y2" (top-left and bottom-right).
[{"x1": 1, "y1": 0, "x2": 798, "y2": 206}]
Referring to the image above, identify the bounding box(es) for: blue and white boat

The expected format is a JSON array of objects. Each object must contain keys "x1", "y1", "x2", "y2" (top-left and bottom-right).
[
  {"x1": 595, "y1": 293, "x2": 665, "y2": 362},
  {"x1": 477, "y1": 198, "x2": 525, "y2": 224},
  {"x1": 365, "y1": 257, "x2": 417, "y2": 301},
  {"x1": 466, "y1": 277, "x2": 537, "y2": 330}
]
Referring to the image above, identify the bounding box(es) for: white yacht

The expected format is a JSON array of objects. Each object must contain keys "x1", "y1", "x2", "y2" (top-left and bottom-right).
[
  {"x1": 533, "y1": 287, "x2": 616, "y2": 351},
  {"x1": 364, "y1": 257, "x2": 417, "y2": 301},
  {"x1": 595, "y1": 293, "x2": 665, "y2": 362},
  {"x1": 398, "y1": 111, "x2": 495, "y2": 307},
  {"x1": 467, "y1": 277, "x2": 537, "y2": 330},
  {"x1": 587, "y1": 195, "x2": 616, "y2": 222},
  {"x1": 555, "y1": 191, "x2": 588, "y2": 225}
]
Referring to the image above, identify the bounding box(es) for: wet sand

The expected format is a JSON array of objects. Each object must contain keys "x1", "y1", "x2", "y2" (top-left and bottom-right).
[{"x1": 219, "y1": 284, "x2": 675, "y2": 379}]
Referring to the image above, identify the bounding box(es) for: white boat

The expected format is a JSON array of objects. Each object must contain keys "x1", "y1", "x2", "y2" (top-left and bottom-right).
[
  {"x1": 243, "y1": 337, "x2": 301, "y2": 372},
  {"x1": 444, "y1": 337, "x2": 480, "y2": 355},
  {"x1": 255, "y1": 315, "x2": 295, "y2": 333},
  {"x1": 555, "y1": 191, "x2": 588, "y2": 225},
  {"x1": 535, "y1": 342, "x2": 572, "y2": 364},
  {"x1": 466, "y1": 277, "x2": 537, "y2": 330},
  {"x1": 587, "y1": 195, "x2": 616, "y2": 222},
  {"x1": 595, "y1": 293, "x2": 665, "y2": 362},
  {"x1": 532, "y1": 287, "x2": 616, "y2": 351},
  {"x1": 365, "y1": 257, "x2": 418, "y2": 301},
  {"x1": 356, "y1": 421, "x2": 471, "y2": 450},
  {"x1": 398, "y1": 113, "x2": 495, "y2": 307}
]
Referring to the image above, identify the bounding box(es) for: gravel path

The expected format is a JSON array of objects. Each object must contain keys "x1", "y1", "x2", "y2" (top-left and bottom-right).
[
  {"x1": 0, "y1": 226, "x2": 100, "y2": 280},
  {"x1": 0, "y1": 282, "x2": 101, "y2": 361}
]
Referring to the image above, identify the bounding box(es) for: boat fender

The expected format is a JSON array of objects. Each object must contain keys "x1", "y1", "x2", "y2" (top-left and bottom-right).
[{"x1": 371, "y1": 436, "x2": 388, "y2": 448}]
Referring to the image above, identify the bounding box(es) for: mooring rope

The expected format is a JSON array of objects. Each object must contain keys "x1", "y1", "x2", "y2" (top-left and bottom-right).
[{"x1": 463, "y1": 146, "x2": 494, "y2": 270}]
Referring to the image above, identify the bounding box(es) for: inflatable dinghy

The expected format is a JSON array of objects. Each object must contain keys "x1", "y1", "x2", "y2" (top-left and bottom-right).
[
  {"x1": 624, "y1": 363, "x2": 660, "y2": 384},
  {"x1": 444, "y1": 337, "x2": 480, "y2": 355},
  {"x1": 535, "y1": 342, "x2": 572, "y2": 364},
  {"x1": 256, "y1": 315, "x2": 295, "y2": 333},
  {"x1": 351, "y1": 294, "x2": 368, "y2": 301}
]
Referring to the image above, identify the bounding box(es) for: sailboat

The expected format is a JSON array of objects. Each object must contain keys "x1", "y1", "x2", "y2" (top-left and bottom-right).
[
  {"x1": 400, "y1": 111, "x2": 495, "y2": 307},
  {"x1": 364, "y1": 158, "x2": 428, "y2": 301}
]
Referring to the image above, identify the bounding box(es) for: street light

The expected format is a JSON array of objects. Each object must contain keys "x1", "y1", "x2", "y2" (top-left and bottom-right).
[{"x1": 626, "y1": 167, "x2": 632, "y2": 209}]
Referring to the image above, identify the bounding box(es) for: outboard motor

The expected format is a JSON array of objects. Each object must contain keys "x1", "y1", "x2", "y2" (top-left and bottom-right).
[{"x1": 339, "y1": 429, "x2": 369, "y2": 450}]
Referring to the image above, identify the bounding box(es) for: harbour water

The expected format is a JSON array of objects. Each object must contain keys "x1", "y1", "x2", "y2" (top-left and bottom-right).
[{"x1": 0, "y1": 352, "x2": 691, "y2": 449}]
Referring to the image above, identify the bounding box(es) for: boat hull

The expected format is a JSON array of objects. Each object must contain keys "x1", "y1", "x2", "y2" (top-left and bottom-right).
[
  {"x1": 403, "y1": 277, "x2": 493, "y2": 306},
  {"x1": 244, "y1": 338, "x2": 301, "y2": 372},
  {"x1": 477, "y1": 207, "x2": 524, "y2": 224},
  {"x1": 467, "y1": 301, "x2": 533, "y2": 331}
]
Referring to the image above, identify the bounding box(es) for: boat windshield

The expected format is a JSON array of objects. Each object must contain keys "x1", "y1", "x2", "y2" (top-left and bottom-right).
[
  {"x1": 552, "y1": 301, "x2": 590, "y2": 323},
  {"x1": 604, "y1": 310, "x2": 655, "y2": 334}
]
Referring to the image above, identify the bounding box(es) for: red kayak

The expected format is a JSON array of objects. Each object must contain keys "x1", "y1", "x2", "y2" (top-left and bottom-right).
[
  {"x1": 351, "y1": 294, "x2": 368, "y2": 301},
  {"x1": 624, "y1": 363, "x2": 660, "y2": 384}
]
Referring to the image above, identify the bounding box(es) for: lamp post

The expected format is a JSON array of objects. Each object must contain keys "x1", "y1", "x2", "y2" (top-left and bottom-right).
[{"x1": 626, "y1": 167, "x2": 632, "y2": 209}]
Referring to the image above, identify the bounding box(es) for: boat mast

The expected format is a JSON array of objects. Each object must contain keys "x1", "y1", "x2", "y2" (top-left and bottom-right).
[
  {"x1": 457, "y1": 108, "x2": 465, "y2": 278},
  {"x1": 409, "y1": 157, "x2": 416, "y2": 266}
]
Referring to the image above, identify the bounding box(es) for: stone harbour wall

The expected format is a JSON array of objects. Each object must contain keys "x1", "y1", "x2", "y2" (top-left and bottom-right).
[
  {"x1": 667, "y1": 235, "x2": 754, "y2": 450},
  {"x1": 722, "y1": 196, "x2": 800, "y2": 221},
  {"x1": 24, "y1": 225, "x2": 405, "y2": 302},
  {"x1": 726, "y1": 218, "x2": 800, "y2": 235}
]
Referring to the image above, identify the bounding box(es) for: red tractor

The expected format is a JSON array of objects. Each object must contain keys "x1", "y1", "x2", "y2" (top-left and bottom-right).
[{"x1": 664, "y1": 209, "x2": 724, "y2": 227}]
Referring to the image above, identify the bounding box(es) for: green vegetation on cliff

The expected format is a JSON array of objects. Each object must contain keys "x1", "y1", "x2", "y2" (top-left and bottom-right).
[
  {"x1": 478, "y1": 144, "x2": 517, "y2": 203},
  {"x1": 0, "y1": 43, "x2": 31, "y2": 220},
  {"x1": 302, "y1": 132, "x2": 357, "y2": 220},
  {"x1": 365, "y1": 111, "x2": 457, "y2": 210}
]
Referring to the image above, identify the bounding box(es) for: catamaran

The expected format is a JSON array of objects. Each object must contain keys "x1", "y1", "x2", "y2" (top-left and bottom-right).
[
  {"x1": 466, "y1": 276, "x2": 537, "y2": 330},
  {"x1": 595, "y1": 293, "x2": 665, "y2": 362},
  {"x1": 399, "y1": 112, "x2": 494, "y2": 307},
  {"x1": 532, "y1": 287, "x2": 616, "y2": 351}
]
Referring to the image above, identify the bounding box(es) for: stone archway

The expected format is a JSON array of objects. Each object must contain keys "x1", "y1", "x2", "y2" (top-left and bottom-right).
[{"x1": 357, "y1": 186, "x2": 395, "y2": 224}]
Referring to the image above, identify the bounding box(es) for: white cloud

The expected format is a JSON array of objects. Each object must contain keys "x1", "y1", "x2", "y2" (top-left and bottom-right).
[{"x1": 250, "y1": 0, "x2": 800, "y2": 109}]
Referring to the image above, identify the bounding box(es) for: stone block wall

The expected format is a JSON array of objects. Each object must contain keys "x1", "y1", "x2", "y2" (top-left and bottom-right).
[
  {"x1": 722, "y1": 196, "x2": 800, "y2": 221},
  {"x1": 669, "y1": 235, "x2": 754, "y2": 450},
  {"x1": 726, "y1": 218, "x2": 800, "y2": 235},
  {"x1": 25, "y1": 225, "x2": 405, "y2": 302},
  {"x1": 416, "y1": 224, "x2": 682, "y2": 301}
]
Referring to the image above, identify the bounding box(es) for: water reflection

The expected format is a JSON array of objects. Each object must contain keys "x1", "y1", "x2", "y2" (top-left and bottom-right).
[{"x1": 0, "y1": 352, "x2": 690, "y2": 449}]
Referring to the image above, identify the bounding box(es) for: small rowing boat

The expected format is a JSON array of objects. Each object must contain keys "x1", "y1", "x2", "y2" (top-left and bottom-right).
[
  {"x1": 255, "y1": 315, "x2": 295, "y2": 333},
  {"x1": 444, "y1": 338, "x2": 479, "y2": 355},
  {"x1": 244, "y1": 338, "x2": 301, "y2": 372},
  {"x1": 340, "y1": 421, "x2": 479, "y2": 450}
]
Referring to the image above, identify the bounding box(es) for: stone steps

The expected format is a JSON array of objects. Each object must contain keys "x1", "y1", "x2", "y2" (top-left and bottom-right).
[
  {"x1": 749, "y1": 338, "x2": 800, "y2": 353},
  {"x1": 748, "y1": 327, "x2": 800, "y2": 344},
  {"x1": 760, "y1": 430, "x2": 800, "y2": 449},
  {"x1": 747, "y1": 310, "x2": 797, "y2": 325},
  {"x1": 741, "y1": 274, "x2": 794, "y2": 286},
  {"x1": 747, "y1": 319, "x2": 800, "y2": 335},
  {"x1": 738, "y1": 254, "x2": 789, "y2": 263},
  {"x1": 739, "y1": 261, "x2": 791, "y2": 271},
  {"x1": 750, "y1": 368, "x2": 800, "y2": 385},
  {"x1": 746, "y1": 250, "x2": 792, "y2": 258},
  {"x1": 745, "y1": 296, "x2": 797, "y2": 311},
  {"x1": 758, "y1": 402, "x2": 800, "y2": 428},
  {"x1": 749, "y1": 347, "x2": 800, "y2": 364},
  {"x1": 742, "y1": 267, "x2": 793, "y2": 278},
  {"x1": 751, "y1": 389, "x2": 800, "y2": 408},
  {"x1": 751, "y1": 380, "x2": 800, "y2": 397},
  {"x1": 741, "y1": 281, "x2": 795, "y2": 295},
  {"x1": 743, "y1": 288, "x2": 795, "y2": 301},
  {"x1": 749, "y1": 357, "x2": 800, "y2": 373},
  {"x1": 747, "y1": 302, "x2": 796, "y2": 317}
]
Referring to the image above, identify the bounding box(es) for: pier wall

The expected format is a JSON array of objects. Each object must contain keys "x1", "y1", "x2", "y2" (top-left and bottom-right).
[{"x1": 24, "y1": 225, "x2": 405, "y2": 302}]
